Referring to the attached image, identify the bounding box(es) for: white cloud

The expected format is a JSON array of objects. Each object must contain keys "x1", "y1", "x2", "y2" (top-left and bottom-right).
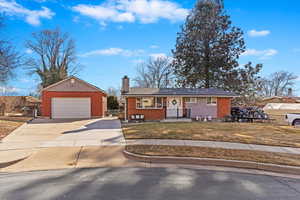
[
  {"x1": 149, "y1": 53, "x2": 174, "y2": 62},
  {"x1": 293, "y1": 48, "x2": 300, "y2": 53},
  {"x1": 72, "y1": 4, "x2": 135, "y2": 23},
  {"x1": 0, "y1": 85, "x2": 21, "y2": 94},
  {"x1": 72, "y1": 0, "x2": 188, "y2": 24},
  {"x1": 117, "y1": 25, "x2": 123, "y2": 29},
  {"x1": 132, "y1": 59, "x2": 144, "y2": 64},
  {"x1": 25, "y1": 49, "x2": 33, "y2": 54},
  {"x1": 0, "y1": 0, "x2": 54, "y2": 26},
  {"x1": 248, "y1": 30, "x2": 270, "y2": 37},
  {"x1": 150, "y1": 53, "x2": 167, "y2": 59},
  {"x1": 242, "y1": 49, "x2": 278, "y2": 60},
  {"x1": 150, "y1": 45, "x2": 159, "y2": 49},
  {"x1": 72, "y1": 16, "x2": 80, "y2": 23},
  {"x1": 19, "y1": 78, "x2": 33, "y2": 83},
  {"x1": 80, "y1": 48, "x2": 144, "y2": 57}
]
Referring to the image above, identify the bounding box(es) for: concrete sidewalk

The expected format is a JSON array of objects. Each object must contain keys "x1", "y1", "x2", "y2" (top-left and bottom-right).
[{"x1": 126, "y1": 139, "x2": 300, "y2": 155}]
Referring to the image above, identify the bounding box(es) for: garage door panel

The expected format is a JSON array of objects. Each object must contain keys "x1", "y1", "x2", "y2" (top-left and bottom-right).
[{"x1": 52, "y1": 98, "x2": 91, "y2": 119}]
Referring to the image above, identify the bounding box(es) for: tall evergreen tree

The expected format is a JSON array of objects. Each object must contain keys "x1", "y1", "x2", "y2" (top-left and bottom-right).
[{"x1": 172, "y1": 0, "x2": 246, "y2": 88}]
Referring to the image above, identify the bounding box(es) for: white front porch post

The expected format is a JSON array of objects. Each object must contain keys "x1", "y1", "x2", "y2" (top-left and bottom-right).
[{"x1": 124, "y1": 97, "x2": 128, "y2": 121}]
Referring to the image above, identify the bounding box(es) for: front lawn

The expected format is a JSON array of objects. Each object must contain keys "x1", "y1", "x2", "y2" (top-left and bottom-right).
[
  {"x1": 126, "y1": 145, "x2": 300, "y2": 167},
  {"x1": 0, "y1": 117, "x2": 31, "y2": 140},
  {"x1": 123, "y1": 122, "x2": 300, "y2": 148}
]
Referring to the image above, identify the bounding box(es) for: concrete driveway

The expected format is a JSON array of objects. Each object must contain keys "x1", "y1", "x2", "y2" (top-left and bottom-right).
[
  {"x1": 39, "y1": 118, "x2": 125, "y2": 147},
  {"x1": 1, "y1": 117, "x2": 124, "y2": 150},
  {"x1": 0, "y1": 117, "x2": 126, "y2": 167}
]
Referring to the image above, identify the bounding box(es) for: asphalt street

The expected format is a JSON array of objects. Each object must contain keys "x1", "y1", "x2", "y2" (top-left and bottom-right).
[{"x1": 0, "y1": 167, "x2": 300, "y2": 200}]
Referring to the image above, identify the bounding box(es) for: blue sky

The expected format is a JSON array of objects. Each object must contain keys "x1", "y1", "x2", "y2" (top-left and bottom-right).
[{"x1": 0, "y1": 0, "x2": 300, "y2": 95}]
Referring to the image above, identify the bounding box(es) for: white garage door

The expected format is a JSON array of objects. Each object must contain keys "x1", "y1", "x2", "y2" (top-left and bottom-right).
[{"x1": 51, "y1": 98, "x2": 91, "y2": 119}]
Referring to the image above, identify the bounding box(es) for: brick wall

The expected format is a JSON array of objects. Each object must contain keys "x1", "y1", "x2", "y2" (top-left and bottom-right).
[
  {"x1": 41, "y1": 91, "x2": 106, "y2": 118},
  {"x1": 126, "y1": 97, "x2": 166, "y2": 121},
  {"x1": 217, "y1": 98, "x2": 232, "y2": 118}
]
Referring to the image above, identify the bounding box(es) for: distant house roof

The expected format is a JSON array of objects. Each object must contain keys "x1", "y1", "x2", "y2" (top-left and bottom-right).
[
  {"x1": 123, "y1": 88, "x2": 238, "y2": 97},
  {"x1": 258, "y1": 96, "x2": 300, "y2": 105},
  {"x1": 25, "y1": 96, "x2": 41, "y2": 104},
  {"x1": 263, "y1": 103, "x2": 300, "y2": 110}
]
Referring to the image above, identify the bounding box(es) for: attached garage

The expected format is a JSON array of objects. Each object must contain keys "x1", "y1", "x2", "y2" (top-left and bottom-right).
[{"x1": 41, "y1": 76, "x2": 107, "y2": 119}]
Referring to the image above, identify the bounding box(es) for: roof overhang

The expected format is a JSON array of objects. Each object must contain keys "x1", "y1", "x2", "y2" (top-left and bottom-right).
[
  {"x1": 42, "y1": 76, "x2": 107, "y2": 95},
  {"x1": 122, "y1": 94, "x2": 238, "y2": 98}
]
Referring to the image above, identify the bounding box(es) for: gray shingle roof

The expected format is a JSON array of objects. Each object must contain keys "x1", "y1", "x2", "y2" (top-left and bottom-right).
[{"x1": 123, "y1": 88, "x2": 238, "y2": 97}]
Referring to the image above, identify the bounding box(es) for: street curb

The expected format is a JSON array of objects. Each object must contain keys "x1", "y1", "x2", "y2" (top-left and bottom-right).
[{"x1": 123, "y1": 150, "x2": 300, "y2": 175}]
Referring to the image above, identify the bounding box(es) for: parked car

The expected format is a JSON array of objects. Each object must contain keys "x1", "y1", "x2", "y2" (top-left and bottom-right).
[{"x1": 285, "y1": 113, "x2": 300, "y2": 126}]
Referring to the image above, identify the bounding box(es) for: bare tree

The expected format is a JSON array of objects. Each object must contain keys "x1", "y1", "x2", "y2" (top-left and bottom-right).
[
  {"x1": 260, "y1": 71, "x2": 298, "y2": 97},
  {"x1": 0, "y1": 16, "x2": 22, "y2": 83},
  {"x1": 107, "y1": 87, "x2": 120, "y2": 97},
  {"x1": 134, "y1": 57, "x2": 173, "y2": 88},
  {"x1": 26, "y1": 28, "x2": 80, "y2": 88}
]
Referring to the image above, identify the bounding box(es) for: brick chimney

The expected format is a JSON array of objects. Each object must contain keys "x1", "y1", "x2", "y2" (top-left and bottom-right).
[{"x1": 121, "y1": 76, "x2": 129, "y2": 94}]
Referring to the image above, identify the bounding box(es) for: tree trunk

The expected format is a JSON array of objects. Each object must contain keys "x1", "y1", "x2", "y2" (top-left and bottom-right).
[
  {"x1": 204, "y1": 42, "x2": 210, "y2": 88},
  {"x1": 204, "y1": 64, "x2": 210, "y2": 88}
]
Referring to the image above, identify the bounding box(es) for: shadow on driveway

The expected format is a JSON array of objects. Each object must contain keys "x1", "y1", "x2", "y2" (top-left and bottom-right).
[
  {"x1": 63, "y1": 119, "x2": 122, "y2": 134},
  {"x1": 28, "y1": 118, "x2": 92, "y2": 124}
]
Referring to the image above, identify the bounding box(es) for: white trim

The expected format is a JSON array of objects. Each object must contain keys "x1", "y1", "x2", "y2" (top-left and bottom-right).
[
  {"x1": 123, "y1": 95, "x2": 237, "y2": 98},
  {"x1": 42, "y1": 76, "x2": 107, "y2": 94},
  {"x1": 125, "y1": 98, "x2": 127, "y2": 121}
]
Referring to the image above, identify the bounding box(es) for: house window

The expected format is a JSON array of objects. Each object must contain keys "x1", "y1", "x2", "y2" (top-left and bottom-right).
[
  {"x1": 207, "y1": 97, "x2": 217, "y2": 105},
  {"x1": 197, "y1": 97, "x2": 206, "y2": 103},
  {"x1": 136, "y1": 97, "x2": 163, "y2": 109},
  {"x1": 184, "y1": 97, "x2": 197, "y2": 103}
]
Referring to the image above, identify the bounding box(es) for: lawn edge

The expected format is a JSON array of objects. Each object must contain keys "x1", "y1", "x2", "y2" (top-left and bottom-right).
[{"x1": 123, "y1": 150, "x2": 300, "y2": 175}]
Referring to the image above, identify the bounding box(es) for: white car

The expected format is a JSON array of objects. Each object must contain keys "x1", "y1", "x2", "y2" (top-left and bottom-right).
[{"x1": 285, "y1": 113, "x2": 300, "y2": 126}]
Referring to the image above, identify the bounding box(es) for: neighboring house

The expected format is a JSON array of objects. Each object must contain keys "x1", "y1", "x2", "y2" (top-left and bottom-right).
[
  {"x1": 121, "y1": 76, "x2": 237, "y2": 121},
  {"x1": 264, "y1": 103, "x2": 300, "y2": 111},
  {"x1": 41, "y1": 76, "x2": 107, "y2": 119},
  {"x1": 255, "y1": 96, "x2": 300, "y2": 107},
  {"x1": 0, "y1": 96, "x2": 41, "y2": 116}
]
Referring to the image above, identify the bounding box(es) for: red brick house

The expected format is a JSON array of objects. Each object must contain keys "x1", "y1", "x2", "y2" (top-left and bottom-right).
[
  {"x1": 121, "y1": 76, "x2": 237, "y2": 121},
  {"x1": 41, "y1": 76, "x2": 107, "y2": 119}
]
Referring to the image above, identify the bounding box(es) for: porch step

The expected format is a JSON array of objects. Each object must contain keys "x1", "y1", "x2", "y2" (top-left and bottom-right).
[{"x1": 160, "y1": 118, "x2": 192, "y2": 123}]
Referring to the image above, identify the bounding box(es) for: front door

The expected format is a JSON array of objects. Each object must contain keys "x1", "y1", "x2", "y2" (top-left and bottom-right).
[{"x1": 166, "y1": 97, "x2": 183, "y2": 118}]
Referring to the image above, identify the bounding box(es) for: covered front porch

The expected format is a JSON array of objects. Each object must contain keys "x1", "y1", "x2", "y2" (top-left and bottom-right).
[{"x1": 165, "y1": 96, "x2": 218, "y2": 120}]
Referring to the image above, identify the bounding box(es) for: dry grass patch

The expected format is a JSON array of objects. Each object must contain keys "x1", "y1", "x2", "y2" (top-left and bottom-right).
[
  {"x1": 123, "y1": 122, "x2": 300, "y2": 147},
  {"x1": 0, "y1": 117, "x2": 31, "y2": 140},
  {"x1": 126, "y1": 145, "x2": 300, "y2": 167}
]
